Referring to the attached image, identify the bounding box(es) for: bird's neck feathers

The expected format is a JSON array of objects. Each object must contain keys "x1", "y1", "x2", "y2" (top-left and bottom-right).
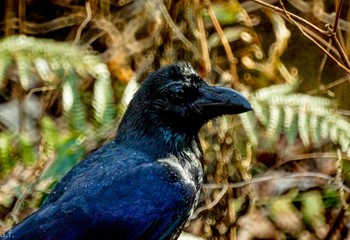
[{"x1": 115, "y1": 101, "x2": 202, "y2": 159}]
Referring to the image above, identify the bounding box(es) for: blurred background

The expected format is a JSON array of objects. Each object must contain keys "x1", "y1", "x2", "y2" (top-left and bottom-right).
[{"x1": 1, "y1": 0, "x2": 350, "y2": 239}]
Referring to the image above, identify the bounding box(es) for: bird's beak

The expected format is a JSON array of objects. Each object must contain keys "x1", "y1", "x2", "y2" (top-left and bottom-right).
[{"x1": 195, "y1": 85, "x2": 252, "y2": 118}]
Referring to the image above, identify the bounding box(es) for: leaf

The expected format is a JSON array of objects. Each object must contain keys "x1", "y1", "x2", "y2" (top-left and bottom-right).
[
  {"x1": 284, "y1": 106, "x2": 298, "y2": 145},
  {"x1": 0, "y1": 133, "x2": 13, "y2": 176},
  {"x1": 62, "y1": 71, "x2": 87, "y2": 131},
  {"x1": 266, "y1": 105, "x2": 283, "y2": 144},
  {"x1": 309, "y1": 115, "x2": 321, "y2": 146},
  {"x1": 40, "y1": 116, "x2": 59, "y2": 154},
  {"x1": 40, "y1": 133, "x2": 86, "y2": 181},
  {"x1": 15, "y1": 53, "x2": 32, "y2": 90},
  {"x1": 92, "y1": 63, "x2": 115, "y2": 125},
  {"x1": 19, "y1": 133, "x2": 37, "y2": 165},
  {"x1": 0, "y1": 52, "x2": 12, "y2": 86},
  {"x1": 239, "y1": 111, "x2": 258, "y2": 147},
  {"x1": 301, "y1": 191, "x2": 326, "y2": 237},
  {"x1": 269, "y1": 197, "x2": 303, "y2": 234}
]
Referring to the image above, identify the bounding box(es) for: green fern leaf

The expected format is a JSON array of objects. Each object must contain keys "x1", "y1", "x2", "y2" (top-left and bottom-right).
[
  {"x1": 320, "y1": 117, "x2": 330, "y2": 140},
  {"x1": 15, "y1": 53, "x2": 32, "y2": 90},
  {"x1": 284, "y1": 106, "x2": 298, "y2": 145},
  {"x1": 0, "y1": 52, "x2": 12, "y2": 86},
  {"x1": 40, "y1": 116, "x2": 59, "y2": 154},
  {"x1": 298, "y1": 107, "x2": 310, "y2": 146},
  {"x1": 329, "y1": 124, "x2": 338, "y2": 144},
  {"x1": 239, "y1": 111, "x2": 258, "y2": 147},
  {"x1": 62, "y1": 71, "x2": 87, "y2": 131},
  {"x1": 254, "y1": 82, "x2": 298, "y2": 101},
  {"x1": 92, "y1": 64, "x2": 115, "y2": 125},
  {"x1": 339, "y1": 132, "x2": 350, "y2": 152},
  {"x1": 266, "y1": 105, "x2": 283, "y2": 144},
  {"x1": 309, "y1": 115, "x2": 321, "y2": 146},
  {"x1": 0, "y1": 133, "x2": 14, "y2": 176},
  {"x1": 334, "y1": 117, "x2": 350, "y2": 133},
  {"x1": 19, "y1": 133, "x2": 37, "y2": 165},
  {"x1": 34, "y1": 58, "x2": 54, "y2": 82},
  {"x1": 250, "y1": 98, "x2": 268, "y2": 125}
]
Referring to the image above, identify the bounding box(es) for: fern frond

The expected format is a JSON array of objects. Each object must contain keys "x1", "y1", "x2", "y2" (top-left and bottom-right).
[
  {"x1": 34, "y1": 58, "x2": 54, "y2": 82},
  {"x1": 298, "y1": 107, "x2": 310, "y2": 146},
  {"x1": 62, "y1": 71, "x2": 87, "y2": 131},
  {"x1": 333, "y1": 117, "x2": 350, "y2": 134},
  {"x1": 250, "y1": 99, "x2": 269, "y2": 125},
  {"x1": 320, "y1": 117, "x2": 330, "y2": 140},
  {"x1": 19, "y1": 133, "x2": 37, "y2": 165},
  {"x1": 15, "y1": 53, "x2": 32, "y2": 90},
  {"x1": 244, "y1": 82, "x2": 350, "y2": 155},
  {"x1": 266, "y1": 105, "x2": 283, "y2": 144},
  {"x1": 0, "y1": 52, "x2": 12, "y2": 86},
  {"x1": 283, "y1": 106, "x2": 295, "y2": 129},
  {"x1": 267, "y1": 94, "x2": 333, "y2": 108},
  {"x1": 339, "y1": 132, "x2": 350, "y2": 152},
  {"x1": 283, "y1": 106, "x2": 298, "y2": 145},
  {"x1": 329, "y1": 120, "x2": 339, "y2": 144},
  {"x1": 40, "y1": 116, "x2": 59, "y2": 155},
  {"x1": 254, "y1": 82, "x2": 298, "y2": 101},
  {"x1": 0, "y1": 133, "x2": 14, "y2": 176},
  {"x1": 91, "y1": 64, "x2": 115, "y2": 125},
  {"x1": 0, "y1": 35, "x2": 116, "y2": 129},
  {"x1": 239, "y1": 111, "x2": 258, "y2": 147},
  {"x1": 309, "y1": 115, "x2": 321, "y2": 146}
]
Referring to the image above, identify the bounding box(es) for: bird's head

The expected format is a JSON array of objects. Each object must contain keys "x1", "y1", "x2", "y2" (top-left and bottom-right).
[{"x1": 117, "y1": 62, "x2": 252, "y2": 139}]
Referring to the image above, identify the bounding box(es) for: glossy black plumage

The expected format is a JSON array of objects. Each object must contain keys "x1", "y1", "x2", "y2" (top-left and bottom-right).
[{"x1": 3, "y1": 62, "x2": 252, "y2": 240}]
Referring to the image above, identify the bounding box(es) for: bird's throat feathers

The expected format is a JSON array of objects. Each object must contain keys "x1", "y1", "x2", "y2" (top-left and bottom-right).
[{"x1": 115, "y1": 105, "x2": 202, "y2": 159}]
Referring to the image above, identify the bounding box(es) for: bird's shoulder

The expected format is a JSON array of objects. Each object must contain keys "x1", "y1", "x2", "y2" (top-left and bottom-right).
[
  {"x1": 44, "y1": 141, "x2": 199, "y2": 209},
  {"x1": 43, "y1": 141, "x2": 153, "y2": 205}
]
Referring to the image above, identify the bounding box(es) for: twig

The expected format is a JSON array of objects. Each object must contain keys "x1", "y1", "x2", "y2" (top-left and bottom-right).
[
  {"x1": 307, "y1": 75, "x2": 350, "y2": 95},
  {"x1": 158, "y1": 0, "x2": 197, "y2": 52},
  {"x1": 324, "y1": 208, "x2": 346, "y2": 240},
  {"x1": 203, "y1": 172, "x2": 350, "y2": 193},
  {"x1": 83, "y1": 30, "x2": 106, "y2": 49},
  {"x1": 251, "y1": 0, "x2": 350, "y2": 75},
  {"x1": 248, "y1": 0, "x2": 327, "y2": 36},
  {"x1": 21, "y1": 14, "x2": 87, "y2": 34},
  {"x1": 303, "y1": 31, "x2": 350, "y2": 74},
  {"x1": 290, "y1": 19, "x2": 339, "y2": 57},
  {"x1": 190, "y1": 185, "x2": 228, "y2": 219},
  {"x1": 328, "y1": 0, "x2": 350, "y2": 69},
  {"x1": 73, "y1": 2, "x2": 92, "y2": 45},
  {"x1": 204, "y1": 0, "x2": 240, "y2": 88},
  {"x1": 332, "y1": 34, "x2": 350, "y2": 69},
  {"x1": 333, "y1": 0, "x2": 343, "y2": 33},
  {"x1": 25, "y1": 86, "x2": 58, "y2": 102},
  {"x1": 324, "y1": 149, "x2": 348, "y2": 240},
  {"x1": 278, "y1": 151, "x2": 350, "y2": 165},
  {"x1": 194, "y1": 0, "x2": 211, "y2": 75},
  {"x1": 336, "y1": 149, "x2": 349, "y2": 210},
  {"x1": 278, "y1": 0, "x2": 350, "y2": 75},
  {"x1": 316, "y1": 38, "x2": 332, "y2": 86}
]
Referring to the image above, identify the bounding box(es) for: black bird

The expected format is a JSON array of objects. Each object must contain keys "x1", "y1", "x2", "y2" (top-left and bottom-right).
[{"x1": 3, "y1": 62, "x2": 252, "y2": 240}]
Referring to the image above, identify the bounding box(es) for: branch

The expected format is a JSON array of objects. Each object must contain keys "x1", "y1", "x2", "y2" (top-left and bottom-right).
[
  {"x1": 204, "y1": 0, "x2": 240, "y2": 87},
  {"x1": 249, "y1": 0, "x2": 350, "y2": 75},
  {"x1": 248, "y1": 0, "x2": 327, "y2": 36},
  {"x1": 203, "y1": 172, "x2": 350, "y2": 193}
]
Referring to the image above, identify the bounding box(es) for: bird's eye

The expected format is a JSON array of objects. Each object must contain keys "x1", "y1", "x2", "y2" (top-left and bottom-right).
[{"x1": 172, "y1": 88, "x2": 186, "y2": 99}]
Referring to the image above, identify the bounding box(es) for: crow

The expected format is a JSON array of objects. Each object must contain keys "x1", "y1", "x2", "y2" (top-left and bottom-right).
[{"x1": 2, "y1": 62, "x2": 252, "y2": 240}]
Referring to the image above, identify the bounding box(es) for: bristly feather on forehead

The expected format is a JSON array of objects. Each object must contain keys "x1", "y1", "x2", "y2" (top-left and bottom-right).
[{"x1": 173, "y1": 62, "x2": 198, "y2": 80}]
